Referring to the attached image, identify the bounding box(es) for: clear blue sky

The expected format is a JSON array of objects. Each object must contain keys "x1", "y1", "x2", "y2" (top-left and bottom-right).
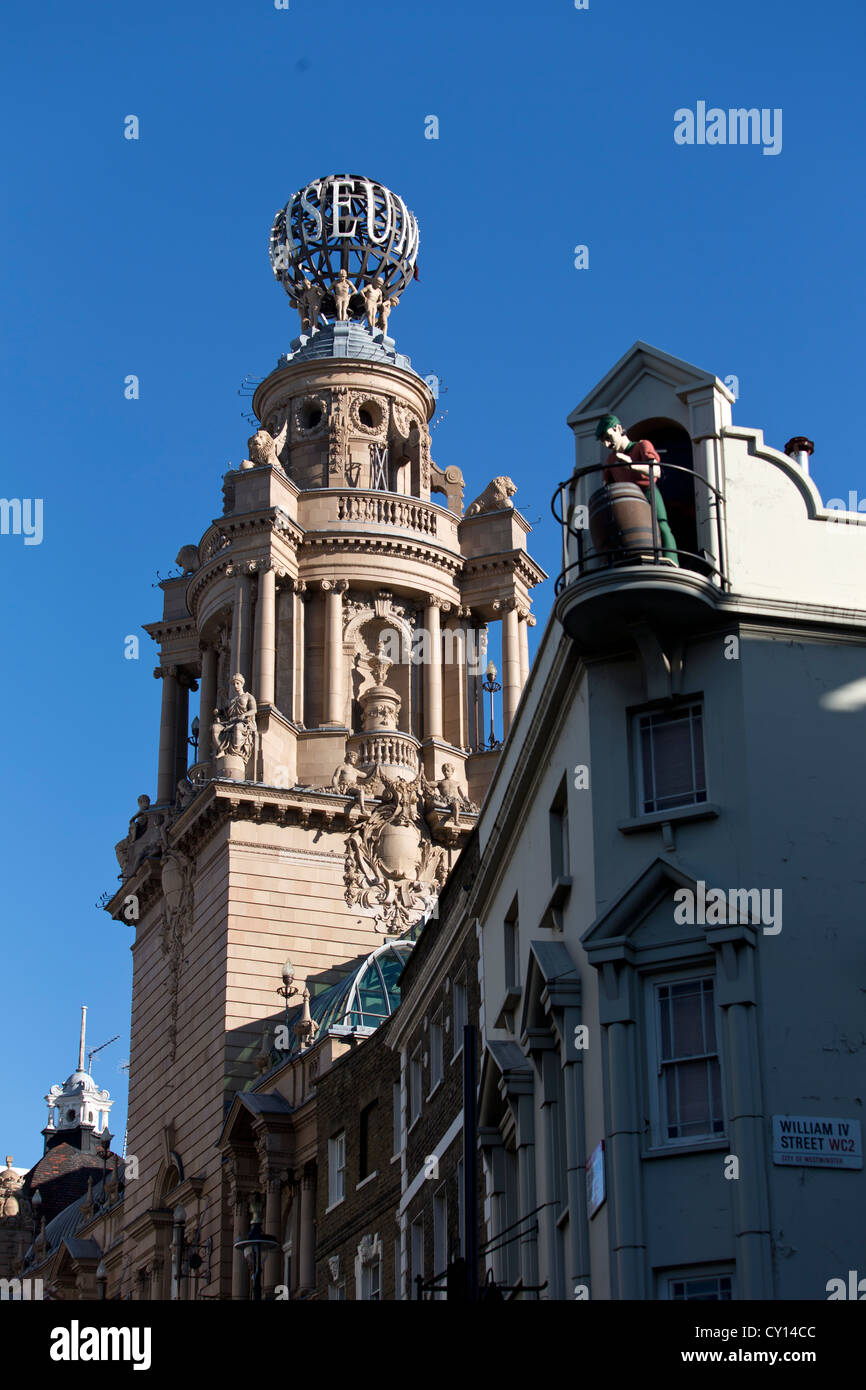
[{"x1": 2, "y1": 0, "x2": 864, "y2": 1167}]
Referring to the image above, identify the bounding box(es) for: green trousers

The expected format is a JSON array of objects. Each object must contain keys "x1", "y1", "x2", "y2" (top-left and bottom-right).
[{"x1": 650, "y1": 487, "x2": 679, "y2": 565}]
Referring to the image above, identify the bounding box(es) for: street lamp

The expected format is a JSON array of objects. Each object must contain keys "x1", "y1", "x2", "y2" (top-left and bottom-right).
[
  {"x1": 233, "y1": 1192, "x2": 279, "y2": 1301},
  {"x1": 188, "y1": 715, "x2": 200, "y2": 759},
  {"x1": 481, "y1": 661, "x2": 502, "y2": 750},
  {"x1": 277, "y1": 959, "x2": 299, "y2": 1031}
]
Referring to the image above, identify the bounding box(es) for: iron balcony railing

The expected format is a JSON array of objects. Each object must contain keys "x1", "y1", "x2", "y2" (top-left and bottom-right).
[{"x1": 551, "y1": 462, "x2": 728, "y2": 595}]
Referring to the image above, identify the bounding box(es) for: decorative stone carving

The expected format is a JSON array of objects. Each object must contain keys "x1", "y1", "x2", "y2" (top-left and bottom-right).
[
  {"x1": 329, "y1": 386, "x2": 350, "y2": 475},
  {"x1": 159, "y1": 840, "x2": 195, "y2": 1064},
  {"x1": 293, "y1": 394, "x2": 328, "y2": 439},
  {"x1": 176, "y1": 545, "x2": 200, "y2": 576},
  {"x1": 332, "y1": 749, "x2": 372, "y2": 817},
  {"x1": 0, "y1": 1158, "x2": 28, "y2": 1219},
  {"x1": 344, "y1": 774, "x2": 446, "y2": 935},
  {"x1": 348, "y1": 391, "x2": 389, "y2": 436},
  {"x1": 115, "y1": 795, "x2": 166, "y2": 879},
  {"x1": 200, "y1": 530, "x2": 231, "y2": 563},
  {"x1": 245, "y1": 421, "x2": 288, "y2": 470},
  {"x1": 360, "y1": 279, "x2": 383, "y2": 330},
  {"x1": 212, "y1": 673, "x2": 257, "y2": 779},
  {"x1": 332, "y1": 268, "x2": 355, "y2": 322},
  {"x1": 293, "y1": 277, "x2": 325, "y2": 334},
  {"x1": 379, "y1": 295, "x2": 398, "y2": 335},
  {"x1": 430, "y1": 762, "x2": 478, "y2": 824},
  {"x1": 466, "y1": 476, "x2": 517, "y2": 516}
]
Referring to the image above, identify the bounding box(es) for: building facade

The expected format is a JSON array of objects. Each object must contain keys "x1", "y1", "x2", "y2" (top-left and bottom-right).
[
  {"x1": 466, "y1": 340, "x2": 866, "y2": 1299},
  {"x1": 91, "y1": 175, "x2": 541, "y2": 1300}
]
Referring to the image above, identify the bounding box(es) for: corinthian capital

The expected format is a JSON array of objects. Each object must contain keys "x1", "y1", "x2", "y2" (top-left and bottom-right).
[{"x1": 153, "y1": 664, "x2": 178, "y2": 680}]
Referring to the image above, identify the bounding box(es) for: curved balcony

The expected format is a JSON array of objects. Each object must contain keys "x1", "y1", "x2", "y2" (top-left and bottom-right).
[
  {"x1": 550, "y1": 463, "x2": 729, "y2": 647},
  {"x1": 347, "y1": 730, "x2": 420, "y2": 780}
]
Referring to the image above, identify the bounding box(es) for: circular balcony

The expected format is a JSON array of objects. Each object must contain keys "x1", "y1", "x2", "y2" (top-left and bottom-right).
[
  {"x1": 551, "y1": 463, "x2": 729, "y2": 648},
  {"x1": 347, "y1": 730, "x2": 420, "y2": 781}
]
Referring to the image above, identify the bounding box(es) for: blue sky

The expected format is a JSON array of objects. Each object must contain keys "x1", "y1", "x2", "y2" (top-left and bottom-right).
[{"x1": 2, "y1": 0, "x2": 864, "y2": 1166}]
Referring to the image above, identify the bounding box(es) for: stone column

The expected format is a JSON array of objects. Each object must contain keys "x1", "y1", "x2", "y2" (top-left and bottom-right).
[
  {"x1": 198, "y1": 644, "x2": 218, "y2": 763},
  {"x1": 423, "y1": 600, "x2": 444, "y2": 741},
  {"x1": 155, "y1": 665, "x2": 178, "y2": 803},
  {"x1": 298, "y1": 1168, "x2": 316, "y2": 1294},
  {"x1": 263, "y1": 1174, "x2": 282, "y2": 1296},
  {"x1": 255, "y1": 564, "x2": 276, "y2": 708},
  {"x1": 518, "y1": 609, "x2": 532, "y2": 688},
  {"x1": 174, "y1": 677, "x2": 191, "y2": 790},
  {"x1": 539, "y1": 1043, "x2": 566, "y2": 1299},
  {"x1": 322, "y1": 580, "x2": 348, "y2": 726},
  {"x1": 707, "y1": 929, "x2": 773, "y2": 1298},
  {"x1": 231, "y1": 1192, "x2": 249, "y2": 1300},
  {"x1": 229, "y1": 569, "x2": 252, "y2": 683},
  {"x1": 606, "y1": 1015, "x2": 646, "y2": 1298},
  {"x1": 293, "y1": 582, "x2": 307, "y2": 725},
  {"x1": 500, "y1": 600, "x2": 521, "y2": 733},
  {"x1": 513, "y1": 1085, "x2": 540, "y2": 1296},
  {"x1": 475, "y1": 626, "x2": 487, "y2": 750}
]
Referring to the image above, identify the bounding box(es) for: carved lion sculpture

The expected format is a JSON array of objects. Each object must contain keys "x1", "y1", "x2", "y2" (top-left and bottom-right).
[
  {"x1": 244, "y1": 412, "x2": 290, "y2": 471},
  {"x1": 465, "y1": 476, "x2": 517, "y2": 517}
]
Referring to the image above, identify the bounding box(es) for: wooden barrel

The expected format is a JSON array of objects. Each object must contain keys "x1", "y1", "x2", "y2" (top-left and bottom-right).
[{"x1": 588, "y1": 483, "x2": 655, "y2": 562}]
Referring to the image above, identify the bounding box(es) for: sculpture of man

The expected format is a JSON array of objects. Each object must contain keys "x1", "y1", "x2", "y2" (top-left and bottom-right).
[
  {"x1": 595, "y1": 414, "x2": 679, "y2": 565},
  {"x1": 361, "y1": 279, "x2": 384, "y2": 331},
  {"x1": 332, "y1": 268, "x2": 356, "y2": 322},
  {"x1": 212, "y1": 673, "x2": 257, "y2": 762},
  {"x1": 115, "y1": 794, "x2": 164, "y2": 877},
  {"x1": 332, "y1": 749, "x2": 370, "y2": 816},
  {"x1": 379, "y1": 293, "x2": 398, "y2": 336},
  {"x1": 299, "y1": 278, "x2": 324, "y2": 333}
]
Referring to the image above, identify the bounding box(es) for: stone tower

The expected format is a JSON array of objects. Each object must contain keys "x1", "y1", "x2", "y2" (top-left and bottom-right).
[{"x1": 106, "y1": 175, "x2": 544, "y2": 1297}]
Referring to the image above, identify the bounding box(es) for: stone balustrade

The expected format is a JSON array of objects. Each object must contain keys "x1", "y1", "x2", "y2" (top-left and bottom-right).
[
  {"x1": 349, "y1": 732, "x2": 420, "y2": 776},
  {"x1": 335, "y1": 492, "x2": 438, "y2": 536}
]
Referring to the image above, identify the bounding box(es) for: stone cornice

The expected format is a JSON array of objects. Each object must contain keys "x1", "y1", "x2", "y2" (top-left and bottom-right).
[
  {"x1": 302, "y1": 532, "x2": 464, "y2": 576},
  {"x1": 462, "y1": 550, "x2": 548, "y2": 590}
]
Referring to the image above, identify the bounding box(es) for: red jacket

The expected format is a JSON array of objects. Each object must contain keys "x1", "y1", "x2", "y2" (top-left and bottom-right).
[{"x1": 603, "y1": 439, "x2": 660, "y2": 487}]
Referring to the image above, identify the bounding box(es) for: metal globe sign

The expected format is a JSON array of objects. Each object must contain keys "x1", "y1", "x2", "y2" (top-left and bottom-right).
[{"x1": 269, "y1": 175, "x2": 419, "y2": 332}]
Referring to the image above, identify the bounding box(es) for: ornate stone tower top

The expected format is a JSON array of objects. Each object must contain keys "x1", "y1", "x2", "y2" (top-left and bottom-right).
[
  {"x1": 269, "y1": 174, "x2": 419, "y2": 336},
  {"x1": 42, "y1": 1007, "x2": 114, "y2": 1155}
]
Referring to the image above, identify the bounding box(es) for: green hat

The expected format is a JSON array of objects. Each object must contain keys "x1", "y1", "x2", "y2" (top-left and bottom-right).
[{"x1": 595, "y1": 414, "x2": 621, "y2": 441}]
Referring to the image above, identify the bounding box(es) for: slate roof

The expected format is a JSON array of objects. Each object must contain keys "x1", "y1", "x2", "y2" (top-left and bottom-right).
[{"x1": 24, "y1": 1143, "x2": 119, "y2": 1226}]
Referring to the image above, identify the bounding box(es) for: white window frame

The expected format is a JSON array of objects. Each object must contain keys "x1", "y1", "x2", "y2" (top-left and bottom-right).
[
  {"x1": 633, "y1": 701, "x2": 708, "y2": 816},
  {"x1": 327, "y1": 1130, "x2": 346, "y2": 1208},
  {"x1": 644, "y1": 969, "x2": 726, "y2": 1150},
  {"x1": 658, "y1": 1264, "x2": 735, "y2": 1300},
  {"x1": 429, "y1": 1011, "x2": 443, "y2": 1096},
  {"x1": 433, "y1": 1185, "x2": 448, "y2": 1301},
  {"x1": 452, "y1": 971, "x2": 467, "y2": 1060},
  {"x1": 409, "y1": 1044, "x2": 423, "y2": 1127},
  {"x1": 410, "y1": 1216, "x2": 424, "y2": 1299}
]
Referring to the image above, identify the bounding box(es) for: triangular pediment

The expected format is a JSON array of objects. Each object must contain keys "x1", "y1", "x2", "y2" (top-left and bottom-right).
[
  {"x1": 581, "y1": 856, "x2": 708, "y2": 959},
  {"x1": 567, "y1": 341, "x2": 727, "y2": 428}
]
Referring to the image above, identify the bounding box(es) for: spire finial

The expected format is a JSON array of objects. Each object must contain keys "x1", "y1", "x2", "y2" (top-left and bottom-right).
[{"x1": 78, "y1": 1005, "x2": 87, "y2": 1072}]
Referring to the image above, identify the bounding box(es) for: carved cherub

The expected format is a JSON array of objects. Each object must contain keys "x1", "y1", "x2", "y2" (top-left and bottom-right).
[
  {"x1": 436, "y1": 762, "x2": 477, "y2": 823},
  {"x1": 332, "y1": 749, "x2": 371, "y2": 816}
]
